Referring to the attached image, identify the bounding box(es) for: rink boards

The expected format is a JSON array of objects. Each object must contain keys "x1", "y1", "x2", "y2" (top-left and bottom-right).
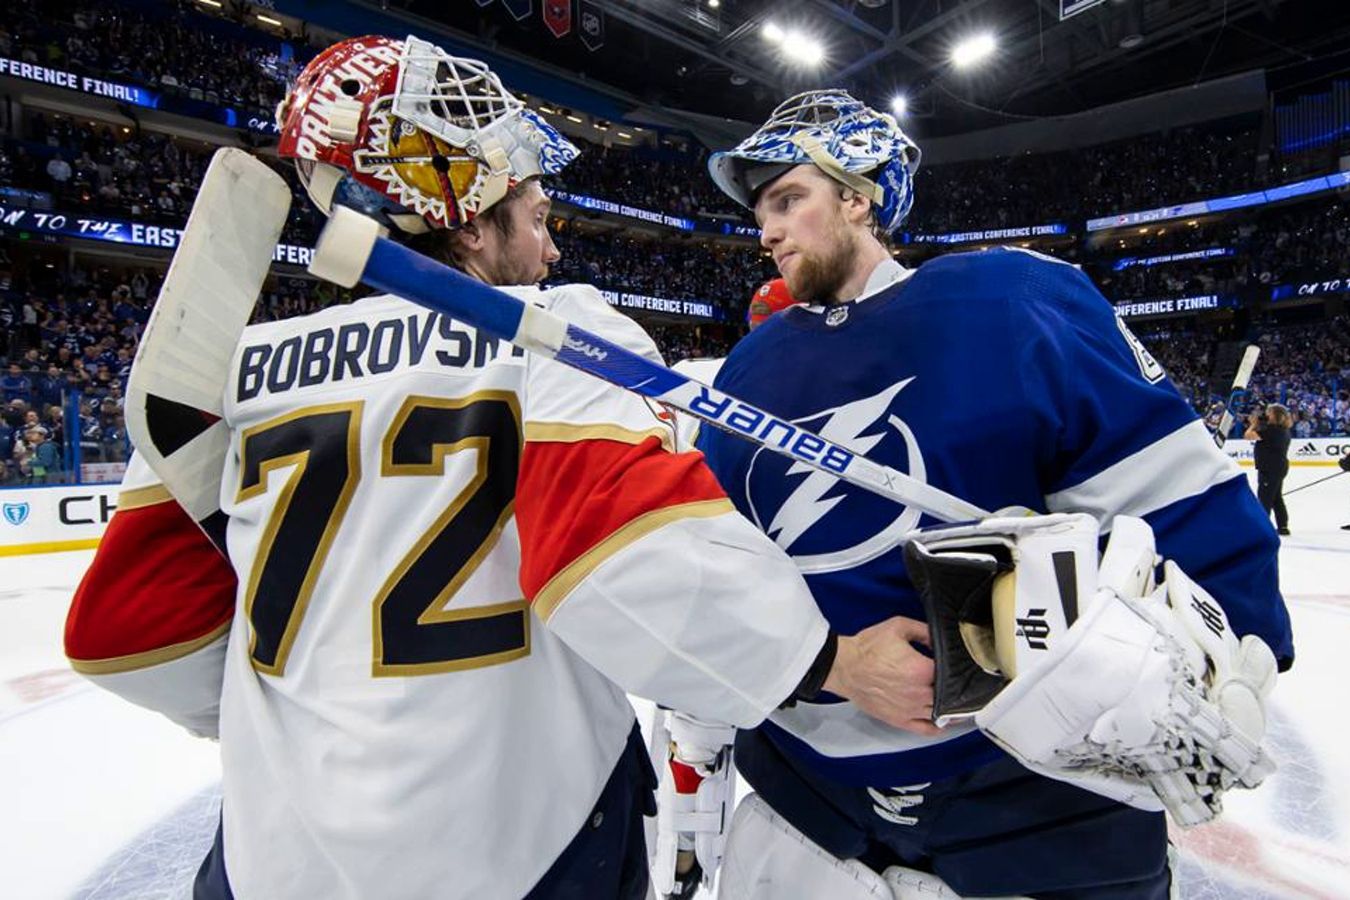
[
  {"x1": 1225, "y1": 436, "x2": 1348, "y2": 467},
  {"x1": 0, "y1": 483, "x2": 121, "y2": 556},
  {"x1": 0, "y1": 437, "x2": 1341, "y2": 555}
]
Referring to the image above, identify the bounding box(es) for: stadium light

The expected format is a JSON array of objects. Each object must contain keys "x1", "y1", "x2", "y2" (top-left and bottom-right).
[
  {"x1": 762, "y1": 22, "x2": 785, "y2": 44},
  {"x1": 950, "y1": 33, "x2": 997, "y2": 69},
  {"x1": 890, "y1": 95, "x2": 908, "y2": 116},
  {"x1": 781, "y1": 30, "x2": 824, "y2": 67},
  {"x1": 708, "y1": 0, "x2": 720, "y2": 8},
  {"x1": 256, "y1": 13, "x2": 284, "y2": 26}
]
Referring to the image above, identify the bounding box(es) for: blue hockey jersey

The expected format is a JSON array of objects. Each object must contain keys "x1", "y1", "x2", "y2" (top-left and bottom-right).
[{"x1": 700, "y1": 248, "x2": 1293, "y2": 787}]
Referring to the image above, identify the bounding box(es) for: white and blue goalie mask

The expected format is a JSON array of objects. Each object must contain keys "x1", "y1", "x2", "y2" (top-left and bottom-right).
[{"x1": 709, "y1": 89, "x2": 921, "y2": 235}]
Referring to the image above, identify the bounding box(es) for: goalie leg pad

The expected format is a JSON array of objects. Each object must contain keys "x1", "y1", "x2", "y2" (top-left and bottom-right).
[
  {"x1": 718, "y1": 793, "x2": 893, "y2": 900},
  {"x1": 719, "y1": 795, "x2": 1032, "y2": 900},
  {"x1": 651, "y1": 711, "x2": 737, "y2": 897},
  {"x1": 882, "y1": 865, "x2": 1031, "y2": 900}
]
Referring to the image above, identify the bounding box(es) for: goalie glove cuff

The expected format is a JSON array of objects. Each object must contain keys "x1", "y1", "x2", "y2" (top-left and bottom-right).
[
  {"x1": 903, "y1": 541, "x2": 1010, "y2": 722},
  {"x1": 903, "y1": 513, "x2": 1101, "y2": 724}
]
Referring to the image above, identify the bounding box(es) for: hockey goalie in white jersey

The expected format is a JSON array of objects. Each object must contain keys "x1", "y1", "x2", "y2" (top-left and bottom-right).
[{"x1": 58, "y1": 37, "x2": 943, "y2": 900}]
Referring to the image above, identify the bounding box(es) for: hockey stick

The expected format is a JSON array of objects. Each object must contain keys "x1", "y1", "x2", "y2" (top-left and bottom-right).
[
  {"x1": 1212, "y1": 344, "x2": 1260, "y2": 449},
  {"x1": 308, "y1": 207, "x2": 987, "y2": 523},
  {"x1": 1283, "y1": 470, "x2": 1347, "y2": 496},
  {"x1": 124, "y1": 148, "x2": 292, "y2": 541}
]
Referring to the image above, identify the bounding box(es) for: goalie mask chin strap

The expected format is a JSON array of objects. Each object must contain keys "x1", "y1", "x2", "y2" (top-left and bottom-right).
[{"x1": 791, "y1": 134, "x2": 886, "y2": 207}]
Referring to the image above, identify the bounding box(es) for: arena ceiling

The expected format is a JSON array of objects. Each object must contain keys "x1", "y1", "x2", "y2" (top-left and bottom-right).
[{"x1": 390, "y1": 0, "x2": 1350, "y2": 134}]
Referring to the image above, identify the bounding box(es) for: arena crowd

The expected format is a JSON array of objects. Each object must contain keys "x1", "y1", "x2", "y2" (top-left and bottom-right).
[{"x1": 0, "y1": 0, "x2": 1346, "y2": 485}]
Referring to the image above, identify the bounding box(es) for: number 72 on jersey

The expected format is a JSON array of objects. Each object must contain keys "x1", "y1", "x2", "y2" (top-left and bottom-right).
[{"x1": 237, "y1": 391, "x2": 528, "y2": 678}]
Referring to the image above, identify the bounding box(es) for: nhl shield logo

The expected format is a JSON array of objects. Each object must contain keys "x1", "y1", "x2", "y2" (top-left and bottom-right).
[
  {"x1": 825, "y1": 306, "x2": 850, "y2": 327},
  {"x1": 3, "y1": 502, "x2": 30, "y2": 526}
]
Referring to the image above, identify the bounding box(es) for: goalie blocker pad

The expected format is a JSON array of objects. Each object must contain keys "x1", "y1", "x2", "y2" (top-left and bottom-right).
[
  {"x1": 125, "y1": 148, "x2": 291, "y2": 540},
  {"x1": 903, "y1": 514, "x2": 1100, "y2": 726}
]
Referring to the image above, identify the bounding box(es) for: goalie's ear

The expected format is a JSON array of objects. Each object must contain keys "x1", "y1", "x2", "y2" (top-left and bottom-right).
[{"x1": 447, "y1": 219, "x2": 487, "y2": 255}]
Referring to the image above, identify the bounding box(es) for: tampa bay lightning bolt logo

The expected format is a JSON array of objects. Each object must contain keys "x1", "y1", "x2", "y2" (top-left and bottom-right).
[
  {"x1": 3, "y1": 502, "x2": 30, "y2": 526},
  {"x1": 745, "y1": 379, "x2": 925, "y2": 573}
]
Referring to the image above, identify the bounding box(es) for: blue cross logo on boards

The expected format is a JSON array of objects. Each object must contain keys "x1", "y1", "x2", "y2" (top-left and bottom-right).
[{"x1": 3, "y1": 502, "x2": 30, "y2": 526}]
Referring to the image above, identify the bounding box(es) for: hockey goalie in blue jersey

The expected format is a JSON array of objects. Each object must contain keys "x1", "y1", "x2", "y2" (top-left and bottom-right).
[{"x1": 679, "y1": 91, "x2": 1294, "y2": 899}]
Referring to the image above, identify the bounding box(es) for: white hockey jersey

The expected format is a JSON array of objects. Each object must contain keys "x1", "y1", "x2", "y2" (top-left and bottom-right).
[
  {"x1": 67, "y1": 283, "x2": 828, "y2": 899},
  {"x1": 669, "y1": 356, "x2": 725, "y2": 449}
]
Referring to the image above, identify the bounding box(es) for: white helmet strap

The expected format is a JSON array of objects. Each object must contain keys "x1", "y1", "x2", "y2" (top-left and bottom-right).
[
  {"x1": 475, "y1": 139, "x2": 513, "y2": 213},
  {"x1": 792, "y1": 133, "x2": 884, "y2": 206}
]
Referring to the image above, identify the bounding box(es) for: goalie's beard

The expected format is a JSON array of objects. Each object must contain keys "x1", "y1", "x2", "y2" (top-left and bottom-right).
[
  {"x1": 474, "y1": 252, "x2": 551, "y2": 288},
  {"x1": 783, "y1": 208, "x2": 860, "y2": 306}
]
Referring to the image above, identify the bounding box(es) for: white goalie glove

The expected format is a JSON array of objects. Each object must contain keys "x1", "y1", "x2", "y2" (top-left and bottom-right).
[
  {"x1": 650, "y1": 710, "x2": 738, "y2": 898},
  {"x1": 904, "y1": 513, "x2": 1278, "y2": 827}
]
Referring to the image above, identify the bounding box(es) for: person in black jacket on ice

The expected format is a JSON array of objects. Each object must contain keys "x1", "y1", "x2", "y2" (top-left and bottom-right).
[
  {"x1": 1340, "y1": 451, "x2": 1350, "y2": 531},
  {"x1": 1246, "y1": 404, "x2": 1293, "y2": 536}
]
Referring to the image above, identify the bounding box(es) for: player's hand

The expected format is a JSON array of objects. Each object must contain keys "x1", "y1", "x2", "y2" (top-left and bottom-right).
[{"x1": 823, "y1": 616, "x2": 944, "y2": 736}]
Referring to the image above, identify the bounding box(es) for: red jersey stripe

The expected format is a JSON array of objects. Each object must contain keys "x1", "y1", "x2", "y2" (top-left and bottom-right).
[
  {"x1": 516, "y1": 435, "x2": 729, "y2": 615},
  {"x1": 65, "y1": 500, "x2": 236, "y2": 671}
]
